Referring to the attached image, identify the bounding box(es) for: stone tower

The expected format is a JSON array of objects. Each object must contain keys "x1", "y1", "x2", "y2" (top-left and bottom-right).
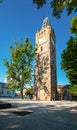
[{"x1": 34, "y1": 17, "x2": 57, "y2": 100}]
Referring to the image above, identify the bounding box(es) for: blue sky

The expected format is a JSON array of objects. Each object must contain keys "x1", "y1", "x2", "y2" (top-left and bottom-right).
[{"x1": 0, "y1": 0, "x2": 76, "y2": 85}]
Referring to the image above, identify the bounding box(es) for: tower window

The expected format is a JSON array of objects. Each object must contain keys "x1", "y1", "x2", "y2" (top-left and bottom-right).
[{"x1": 41, "y1": 46, "x2": 43, "y2": 51}]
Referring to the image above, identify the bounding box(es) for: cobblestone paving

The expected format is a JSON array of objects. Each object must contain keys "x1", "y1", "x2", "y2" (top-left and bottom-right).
[{"x1": 0, "y1": 98, "x2": 77, "y2": 130}]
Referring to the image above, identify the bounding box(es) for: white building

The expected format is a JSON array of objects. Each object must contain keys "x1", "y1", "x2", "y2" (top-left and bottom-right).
[{"x1": 0, "y1": 82, "x2": 15, "y2": 97}]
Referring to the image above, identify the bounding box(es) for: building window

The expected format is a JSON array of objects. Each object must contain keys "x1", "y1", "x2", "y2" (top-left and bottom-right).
[
  {"x1": 7, "y1": 91, "x2": 9, "y2": 95},
  {"x1": 2, "y1": 89, "x2": 4, "y2": 94}
]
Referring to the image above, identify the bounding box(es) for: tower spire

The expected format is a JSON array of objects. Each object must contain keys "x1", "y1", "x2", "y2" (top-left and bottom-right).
[{"x1": 42, "y1": 17, "x2": 50, "y2": 29}]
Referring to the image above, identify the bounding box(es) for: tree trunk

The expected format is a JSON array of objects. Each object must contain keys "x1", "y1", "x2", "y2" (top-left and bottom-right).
[
  {"x1": 21, "y1": 90, "x2": 23, "y2": 99},
  {"x1": 21, "y1": 82, "x2": 24, "y2": 99}
]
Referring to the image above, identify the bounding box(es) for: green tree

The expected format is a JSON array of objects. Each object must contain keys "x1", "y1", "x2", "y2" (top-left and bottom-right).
[
  {"x1": 61, "y1": 16, "x2": 77, "y2": 86},
  {"x1": 33, "y1": 0, "x2": 77, "y2": 18},
  {"x1": 3, "y1": 38, "x2": 36, "y2": 99}
]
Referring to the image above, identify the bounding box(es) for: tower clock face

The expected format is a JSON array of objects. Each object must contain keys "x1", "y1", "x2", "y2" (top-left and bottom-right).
[{"x1": 39, "y1": 36, "x2": 46, "y2": 44}]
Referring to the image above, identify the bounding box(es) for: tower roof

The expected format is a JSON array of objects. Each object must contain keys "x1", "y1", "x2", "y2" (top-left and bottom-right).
[{"x1": 42, "y1": 17, "x2": 50, "y2": 29}]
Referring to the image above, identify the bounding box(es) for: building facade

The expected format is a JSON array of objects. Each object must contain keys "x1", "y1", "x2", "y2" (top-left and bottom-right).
[
  {"x1": 57, "y1": 84, "x2": 70, "y2": 100},
  {"x1": 0, "y1": 82, "x2": 9, "y2": 97},
  {"x1": 34, "y1": 17, "x2": 57, "y2": 100},
  {"x1": 0, "y1": 82, "x2": 15, "y2": 97}
]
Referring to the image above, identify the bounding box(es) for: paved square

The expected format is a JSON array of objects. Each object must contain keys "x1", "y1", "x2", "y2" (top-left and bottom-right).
[{"x1": 0, "y1": 98, "x2": 77, "y2": 130}]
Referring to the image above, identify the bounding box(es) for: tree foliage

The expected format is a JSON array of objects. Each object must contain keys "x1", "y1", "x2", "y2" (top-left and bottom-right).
[
  {"x1": 1, "y1": 0, "x2": 77, "y2": 18},
  {"x1": 33, "y1": 0, "x2": 46, "y2": 9},
  {"x1": 3, "y1": 38, "x2": 36, "y2": 99},
  {"x1": 61, "y1": 16, "x2": 77, "y2": 85},
  {"x1": 0, "y1": 0, "x2": 3, "y2": 3},
  {"x1": 25, "y1": 87, "x2": 33, "y2": 98},
  {"x1": 33, "y1": 0, "x2": 77, "y2": 19},
  {"x1": 70, "y1": 16, "x2": 77, "y2": 35},
  {"x1": 69, "y1": 85, "x2": 77, "y2": 96}
]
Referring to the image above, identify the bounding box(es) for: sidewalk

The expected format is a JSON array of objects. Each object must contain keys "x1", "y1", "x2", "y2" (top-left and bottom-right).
[{"x1": 0, "y1": 98, "x2": 77, "y2": 130}]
